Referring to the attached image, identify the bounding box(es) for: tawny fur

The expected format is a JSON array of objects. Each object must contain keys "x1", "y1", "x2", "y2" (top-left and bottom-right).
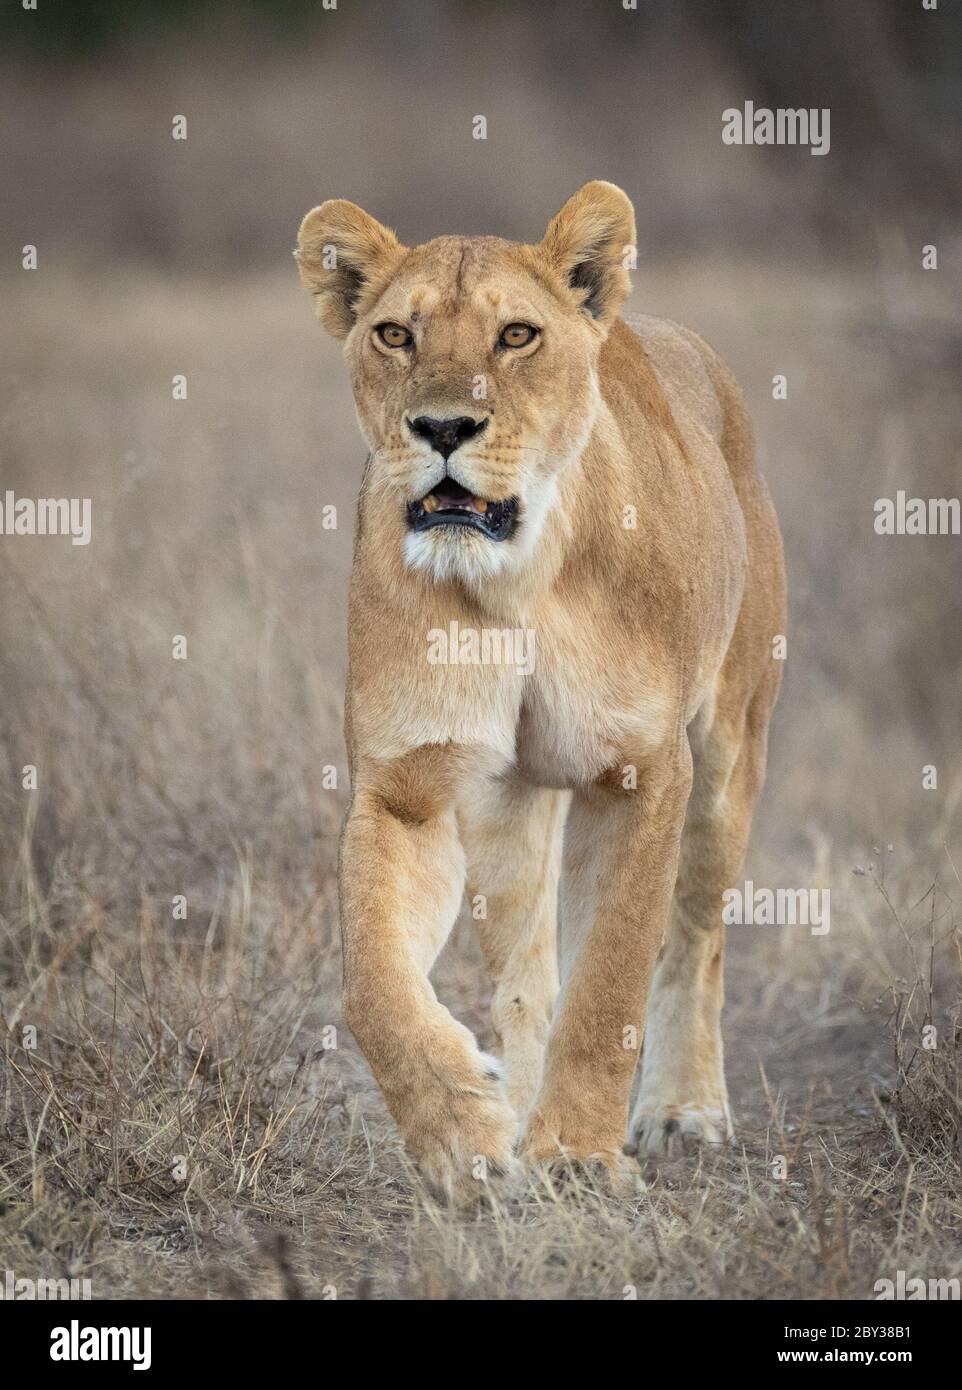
[{"x1": 296, "y1": 181, "x2": 786, "y2": 1197}]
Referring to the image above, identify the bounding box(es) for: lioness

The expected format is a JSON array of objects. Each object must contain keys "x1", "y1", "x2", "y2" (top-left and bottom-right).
[{"x1": 296, "y1": 182, "x2": 785, "y2": 1196}]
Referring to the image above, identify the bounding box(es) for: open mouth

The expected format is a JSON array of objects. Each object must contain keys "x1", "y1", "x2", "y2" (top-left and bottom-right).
[{"x1": 406, "y1": 479, "x2": 519, "y2": 542}]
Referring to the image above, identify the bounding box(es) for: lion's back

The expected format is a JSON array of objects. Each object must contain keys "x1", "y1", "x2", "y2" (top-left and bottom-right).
[{"x1": 607, "y1": 311, "x2": 785, "y2": 644}]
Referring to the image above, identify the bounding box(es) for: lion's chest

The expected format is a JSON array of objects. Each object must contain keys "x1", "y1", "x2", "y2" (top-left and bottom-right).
[
  {"x1": 514, "y1": 696, "x2": 618, "y2": 789},
  {"x1": 512, "y1": 651, "x2": 672, "y2": 790}
]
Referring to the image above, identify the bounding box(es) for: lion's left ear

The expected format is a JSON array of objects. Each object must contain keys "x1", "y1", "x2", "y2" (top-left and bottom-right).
[{"x1": 538, "y1": 181, "x2": 636, "y2": 327}]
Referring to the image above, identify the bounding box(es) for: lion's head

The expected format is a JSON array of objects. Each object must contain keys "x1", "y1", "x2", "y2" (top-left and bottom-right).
[{"x1": 296, "y1": 181, "x2": 635, "y2": 587}]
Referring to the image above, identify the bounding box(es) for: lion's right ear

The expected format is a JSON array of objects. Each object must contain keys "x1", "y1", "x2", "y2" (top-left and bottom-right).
[
  {"x1": 538, "y1": 181, "x2": 636, "y2": 328},
  {"x1": 295, "y1": 200, "x2": 406, "y2": 339}
]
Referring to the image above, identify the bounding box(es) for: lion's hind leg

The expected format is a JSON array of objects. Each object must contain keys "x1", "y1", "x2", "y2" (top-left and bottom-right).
[{"x1": 628, "y1": 668, "x2": 778, "y2": 1159}]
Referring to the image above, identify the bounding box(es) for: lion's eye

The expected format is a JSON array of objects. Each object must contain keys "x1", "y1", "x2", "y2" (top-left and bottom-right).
[
  {"x1": 375, "y1": 322, "x2": 413, "y2": 349},
  {"x1": 498, "y1": 323, "x2": 539, "y2": 350}
]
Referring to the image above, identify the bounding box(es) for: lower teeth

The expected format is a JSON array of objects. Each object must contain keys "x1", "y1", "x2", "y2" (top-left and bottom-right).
[{"x1": 420, "y1": 498, "x2": 490, "y2": 516}]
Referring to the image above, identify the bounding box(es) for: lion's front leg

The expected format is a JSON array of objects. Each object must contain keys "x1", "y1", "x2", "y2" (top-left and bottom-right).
[
  {"x1": 458, "y1": 774, "x2": 567, "y2": 1121},
  {"x1": 518, "y1": 745, "x2": 692, "y2": 1186},
  {"x1": 340, "y1": 759, "x2": 516, "y2": 1201}
]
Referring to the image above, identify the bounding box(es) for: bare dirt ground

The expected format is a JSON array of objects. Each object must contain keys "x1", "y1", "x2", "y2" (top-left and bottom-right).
[{"x1": 1, "y1": 262, "x2": 960, "y2": 1299}]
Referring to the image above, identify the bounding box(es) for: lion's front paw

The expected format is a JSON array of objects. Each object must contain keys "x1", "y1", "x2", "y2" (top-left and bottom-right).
[
  {"x1": 396, "y1": 1061, "x2": 518, "y2": 1203},
  {"x1": 517, "y1": 1112, "x2": 643, "y2": 1198},
  {"x1": 625, "y1": 1102, "x2": 733, "y2": 1160}
]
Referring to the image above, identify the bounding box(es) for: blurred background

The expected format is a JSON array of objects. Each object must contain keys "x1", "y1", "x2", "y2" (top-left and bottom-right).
[
  {"x1": 0, "y1": 0, "x2": 960, "y2": 1299},
  {"x1": 3, "y1": 0, "x2": 961, "y2": 263},
  {"x1": 1, "y1": 0, "x2": 959, "y2": 883}
]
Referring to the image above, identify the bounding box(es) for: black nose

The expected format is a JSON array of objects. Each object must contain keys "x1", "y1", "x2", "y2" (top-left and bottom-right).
[{"x1": 408, "y1": 415, "x2": 487, "y2": 460}]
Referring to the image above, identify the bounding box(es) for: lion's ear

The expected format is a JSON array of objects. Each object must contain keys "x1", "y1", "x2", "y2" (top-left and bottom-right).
[
  {"x1": 296, "y1": 200, "x2": 406, "y2": 339},
  {"x1": 538, "y1": 181, "x2": 636, "y2": 327}
]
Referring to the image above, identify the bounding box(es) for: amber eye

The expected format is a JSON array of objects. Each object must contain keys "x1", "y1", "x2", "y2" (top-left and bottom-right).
[
  {"x1": 375, "y1": 322, "x2": 413, "y2": 349},
  {"x1": 498, "y1": 322, "x2": 539, "y2": 350}
]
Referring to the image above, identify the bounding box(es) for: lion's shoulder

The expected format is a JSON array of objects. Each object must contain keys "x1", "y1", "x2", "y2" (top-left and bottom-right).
[{"x1": 606, "y1": 313, "x2": 727, "y2": 447}]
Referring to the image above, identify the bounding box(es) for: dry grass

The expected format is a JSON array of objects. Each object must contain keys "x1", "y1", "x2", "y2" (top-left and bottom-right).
[{"x1": 1, "y1": 259, "x2": 960, "y2": 1299}]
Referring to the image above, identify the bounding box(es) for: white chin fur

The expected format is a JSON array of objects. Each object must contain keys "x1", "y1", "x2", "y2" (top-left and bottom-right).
[
  {"x1": 403, "y1": 478, "x2": 557, "y2": 589},
  {"x1": 404, "y1": 526, "x2": 513, "y2": 586}
]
